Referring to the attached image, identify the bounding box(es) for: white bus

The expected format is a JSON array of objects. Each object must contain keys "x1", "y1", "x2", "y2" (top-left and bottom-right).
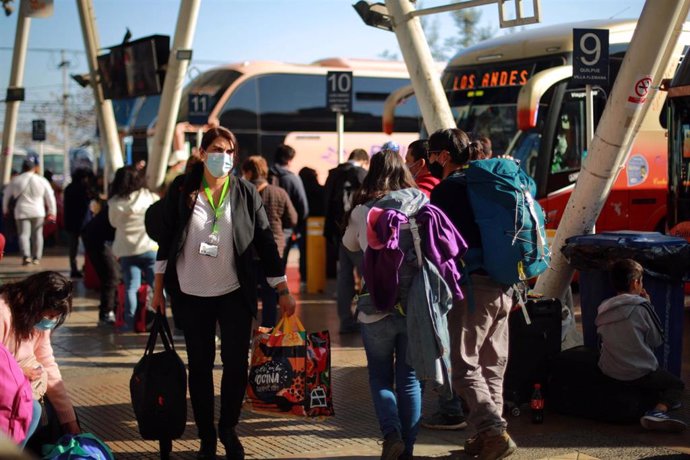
[{"x1": 147, "y1": 58, "x2": 425, "y2": 182}]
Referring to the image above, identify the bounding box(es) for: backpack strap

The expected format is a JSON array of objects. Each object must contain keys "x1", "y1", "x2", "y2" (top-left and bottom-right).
[{"x1": 408, "y1": 217, "x2": 423, "y2": 269}]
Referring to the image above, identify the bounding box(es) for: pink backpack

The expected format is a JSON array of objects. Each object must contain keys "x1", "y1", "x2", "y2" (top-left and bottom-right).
[{"x1": 0, "y1": 342, "x2": 33, "y2": 444}]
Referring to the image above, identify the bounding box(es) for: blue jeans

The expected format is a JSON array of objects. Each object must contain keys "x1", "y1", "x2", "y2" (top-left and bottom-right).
[
  {"x1": 360, "y1": 314, "x2": 421, "y2": 456},
  {"x1": 120, "y1": 251, "x2": 155, "y2": 330},
  {"x1": 20, "y1": 399, "x2": 42, "y2": 448}
]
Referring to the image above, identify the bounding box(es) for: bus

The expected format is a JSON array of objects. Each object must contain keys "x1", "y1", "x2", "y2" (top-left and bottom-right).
[
  {"x1": 151, "y1": 58, "x2": 425, "y2": 182},
  {"x1": 386, "y1": 19, "x2": 690, "y2": 234},
  {"x1": 666, "y1": 46, "x2": 690, "y2": 239}
]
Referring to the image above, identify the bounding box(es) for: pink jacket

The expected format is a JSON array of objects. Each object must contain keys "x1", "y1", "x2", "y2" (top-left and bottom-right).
[{"x1": 0, "y1": 297, "x2": 76, "y2": 424}]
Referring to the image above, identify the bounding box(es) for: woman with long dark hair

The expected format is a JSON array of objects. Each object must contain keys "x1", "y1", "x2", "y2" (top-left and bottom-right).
[
  {"x1": 342, "y1": 150, "x2": 423, "y2": 460},
  {"x1": 150, "y1": 127, "x2": 296, "y2": 460},
  {"x1": 108, "y1": 165, "x2": 159, "y2": 332},
  {"x1": 0, "y1": 271, "x2": 79, "y2": 445}
]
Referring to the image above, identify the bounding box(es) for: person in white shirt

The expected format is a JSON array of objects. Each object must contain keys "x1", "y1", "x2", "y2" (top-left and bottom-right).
[
  {"x1": 108, "y1": 166, "x2": 159, "y2": 332},
  {"x1": 2, "y1": 158, "x2": 57, "y2": 265}
]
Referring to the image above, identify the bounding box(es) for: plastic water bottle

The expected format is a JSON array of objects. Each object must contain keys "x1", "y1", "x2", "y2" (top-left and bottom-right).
[{"x1": 530, "y1": 383, "x2": 544, "y2": 424}]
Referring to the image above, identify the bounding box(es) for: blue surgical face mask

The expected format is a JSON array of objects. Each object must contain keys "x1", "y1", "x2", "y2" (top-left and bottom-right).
[
  {"x1": 34, "y1": 317, "x2": 58, "y2": 331},
  {"x1": 205, "y1": 152, "x2": 233, "y2": 178}
]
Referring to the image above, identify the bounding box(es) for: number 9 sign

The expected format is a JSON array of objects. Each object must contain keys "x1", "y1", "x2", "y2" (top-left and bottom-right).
[{"x1": 573, "y1": 28, "x2": 609, "y2": 85}]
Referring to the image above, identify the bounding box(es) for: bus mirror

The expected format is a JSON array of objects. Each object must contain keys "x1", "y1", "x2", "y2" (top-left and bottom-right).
[
  {"x1": 660, "y1": 78, "x2": 671, "y2": 92},
  {"x1": 659, "y1": 99, "x2": 669, "y2": 129}
]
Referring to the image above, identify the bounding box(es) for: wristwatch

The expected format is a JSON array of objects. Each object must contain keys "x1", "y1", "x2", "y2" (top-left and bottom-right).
[{"x1": 276, "y1": 288, "x2": 290, "y2": 297}]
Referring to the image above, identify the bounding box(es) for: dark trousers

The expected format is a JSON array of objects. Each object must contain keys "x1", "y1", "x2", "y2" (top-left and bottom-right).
[
  {"x1": 85, "y1": 243, "x2": 120, "y2": 319},
  {"x1": 628, "y1": 368, "x2": 685, "y2": 409},
  {"x1": 178, "y1": 289, "x2": 253, "y2": 441},
  {"x1": 257, "y1": 265, "x2": 277, "y2": 328},
  {"x1": 67, "y1": 231, "x2": 80, "y2": 272}
]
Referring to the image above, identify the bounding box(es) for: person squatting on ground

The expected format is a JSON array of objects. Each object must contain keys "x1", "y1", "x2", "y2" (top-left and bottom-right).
[
  {"x1": 429, "y1": 128, "x2": 517, "y2": 460},
  {"x1": 2, "y1": 158, "x2": 57, "y2": 265},
  {"x1": 323, "y1": 148, "x2": 369, "y2": 334},
  {"x1": 342, "y1": 149, "x2": 466, "y2": 460},
  {"x1": 596, "y1": 258, "x2": 686, "y2": 433},
  {"x1": 241, "y1": 155, "x2": 297, "y2": 328},
  {"x1": 151, "y1": 127, "x2": 296, "y2": 460},
  {"x1": 0, "y1": 271, "x2": 80, "y2": 448},
  {"x1": 108, "y1": 166, "x2": 159, "y2": 332}
]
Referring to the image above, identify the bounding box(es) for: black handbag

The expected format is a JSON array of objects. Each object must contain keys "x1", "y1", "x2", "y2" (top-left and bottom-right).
[{"x1": 130, "y1": 311, "x2": 187, "y2": 459}]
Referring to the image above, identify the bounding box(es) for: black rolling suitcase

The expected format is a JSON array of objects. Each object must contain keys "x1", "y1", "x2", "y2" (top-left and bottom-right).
[
  {"x1": 503, "y1": 298, "x2": 562, "y2": 416},
  {"x1": 130, "y1": 312, "x2": 187, "y2": 459},
  {"x1": 549, "y1": 346, "x2": 656, "y2": 422}
]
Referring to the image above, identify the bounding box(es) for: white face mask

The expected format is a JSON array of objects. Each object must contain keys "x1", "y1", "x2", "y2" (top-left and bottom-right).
[{"x1": 205, "y1": 152, "x2": 233, "y2": 178}]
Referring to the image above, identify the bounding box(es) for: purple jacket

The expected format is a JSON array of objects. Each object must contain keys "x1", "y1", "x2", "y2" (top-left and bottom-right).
[{"x1": 364, "y1": 203, "x2": 467, "y2": 311}]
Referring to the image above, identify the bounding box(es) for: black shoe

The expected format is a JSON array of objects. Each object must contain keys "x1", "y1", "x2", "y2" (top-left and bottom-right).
[
  {"x1": 380, "y1": 431, "x2": 405, "y2": 460},
  {"x1": 220, "y1": 429, "x2": 244, "y2": 460},
  {"x1": 197, "y1": 438, "x2": 217, "y2": 460}
]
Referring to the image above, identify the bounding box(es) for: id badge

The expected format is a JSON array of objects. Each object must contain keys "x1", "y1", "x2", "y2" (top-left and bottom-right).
[{"x1": 199, "y1": 242, "x2": 219, "y2": 258}]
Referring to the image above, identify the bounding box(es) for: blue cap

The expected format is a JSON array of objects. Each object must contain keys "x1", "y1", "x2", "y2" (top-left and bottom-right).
[{"x1": 381, "y1": 141, "x2": 400, "y2": 154}]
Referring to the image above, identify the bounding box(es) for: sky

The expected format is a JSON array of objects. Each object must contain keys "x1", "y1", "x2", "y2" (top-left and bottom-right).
[{"x1": 0, "y1": 0, "x2": 651, "y2": 142}]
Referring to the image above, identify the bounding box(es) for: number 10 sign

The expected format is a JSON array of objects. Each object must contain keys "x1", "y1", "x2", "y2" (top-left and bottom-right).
[{"x1": 573, "y1": 28, "x2": 609, "y2": 86}]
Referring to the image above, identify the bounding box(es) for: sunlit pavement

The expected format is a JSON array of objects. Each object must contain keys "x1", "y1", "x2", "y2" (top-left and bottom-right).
[{"x1": 4, "y1": 246, "x2": 690, "y2": 459}]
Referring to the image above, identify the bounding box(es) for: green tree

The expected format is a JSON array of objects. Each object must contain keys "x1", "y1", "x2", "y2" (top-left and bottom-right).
[{"x1": 443, "y1": 9, "x2": 495, "y2": 56}]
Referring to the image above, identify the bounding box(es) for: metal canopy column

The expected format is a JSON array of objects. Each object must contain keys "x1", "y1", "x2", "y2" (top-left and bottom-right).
[
  {"x1": 76, "y1": 0, "x2": 124, "y2": 178},
  {"x1": 146, "y1": 0, "x2": 201, "y2": 190},
  {"x1": 534, "y1": 0, "x2": 690, "y2": 300},
  {"x1": 0, "y1": 0, "x2": 31, "y2": 185}
]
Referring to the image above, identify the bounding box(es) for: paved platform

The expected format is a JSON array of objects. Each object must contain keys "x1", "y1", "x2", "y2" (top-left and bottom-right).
[{"x1": 5, "y1": 247, "x2": 690, "y2": 459}]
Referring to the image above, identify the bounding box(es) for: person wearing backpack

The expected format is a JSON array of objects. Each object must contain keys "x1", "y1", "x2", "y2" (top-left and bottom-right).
[
  {"x1": 323, "y1": 148, "x2": 369, "y2": 334},
  {"x1": 0, "y1": 271, "x2": 80, "y2": 446},
  {"x1": 342, "y1": 150, "x2": 467, "y2": 460},
  {"x1": 269, "y1": 144, "x2": 309, "y2": 271},
  {"x1": 429, "y1": 128, "x2": 517, "y2": 460}
]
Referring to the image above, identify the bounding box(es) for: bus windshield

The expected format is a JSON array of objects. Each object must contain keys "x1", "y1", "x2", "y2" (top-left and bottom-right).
[{"x1": 443, "y1": 56, "x2": 566, "y2": 156}]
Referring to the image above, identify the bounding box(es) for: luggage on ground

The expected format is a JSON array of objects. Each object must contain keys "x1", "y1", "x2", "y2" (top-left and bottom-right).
[
  {"x1": 116, "y1": 283, "x2": 154, "y2": 333},
  {"x1": 41, "y1": 432, "x2": 114, "y2": 459},
  {"x1": 503, "y1": 297, "x2": 562, "y2": 415}
]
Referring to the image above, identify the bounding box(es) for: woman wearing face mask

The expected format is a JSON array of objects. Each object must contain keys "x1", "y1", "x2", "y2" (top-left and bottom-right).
[
  {"x1": 151, "y1": 127, "x2": 296, "y2": 460},
  {"x1": 405, "y1": 139, "x2": 439, "y2": 198},
  {"x1": 0, "y1": 271, "x2": 79, "y2": 446},
  {"x1": 108, "y1": 165, "x2": 160, "y2": 332}
]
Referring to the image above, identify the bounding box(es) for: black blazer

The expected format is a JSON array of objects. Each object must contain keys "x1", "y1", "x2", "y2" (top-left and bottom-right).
[{"x1": 156, "y1": 163, "x2": 284, "y2": 317}]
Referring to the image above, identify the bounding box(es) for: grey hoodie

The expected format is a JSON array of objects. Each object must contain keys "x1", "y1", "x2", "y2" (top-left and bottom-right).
[{"x1": 595, "y1": 293, "x2": 664, "y2": 381}]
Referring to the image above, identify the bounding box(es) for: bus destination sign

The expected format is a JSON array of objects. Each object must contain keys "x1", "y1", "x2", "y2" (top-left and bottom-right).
[
  {"x1": 450, "y1": 65, "x2": 532, "y2": 91},
  {"x1": 573, "y1": 28, "x2": 609, "y2": 85}
]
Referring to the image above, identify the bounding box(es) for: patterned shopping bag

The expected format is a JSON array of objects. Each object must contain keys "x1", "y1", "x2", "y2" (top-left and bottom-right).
[{"x1": 246, "y1": 315, "x2": 334, "y2": 418}]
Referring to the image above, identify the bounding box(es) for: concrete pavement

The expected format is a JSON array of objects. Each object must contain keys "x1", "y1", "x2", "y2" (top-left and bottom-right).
[{"x1": 4, "y1": 246, "x2": 690, "y2": 459}]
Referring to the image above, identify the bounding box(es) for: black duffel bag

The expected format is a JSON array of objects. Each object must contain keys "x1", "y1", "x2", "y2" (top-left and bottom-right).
[{"x1": 130, "y1": 311, "x2": 187, "y2": 459}]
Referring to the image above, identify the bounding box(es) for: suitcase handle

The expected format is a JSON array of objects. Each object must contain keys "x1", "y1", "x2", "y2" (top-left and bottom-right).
[{"x1": 144, "y1": 311, "x2": 175, "y2": 355}]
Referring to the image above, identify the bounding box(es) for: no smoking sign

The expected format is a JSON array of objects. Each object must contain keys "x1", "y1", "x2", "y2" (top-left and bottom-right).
[{"x1": 628, "y1": 76, "x2": 652, "y2": 104}]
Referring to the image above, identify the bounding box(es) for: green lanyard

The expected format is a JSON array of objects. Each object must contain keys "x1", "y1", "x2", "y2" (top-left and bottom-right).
[{"x1": 202, "y1": 176, "x2": 230, "y2": 234}]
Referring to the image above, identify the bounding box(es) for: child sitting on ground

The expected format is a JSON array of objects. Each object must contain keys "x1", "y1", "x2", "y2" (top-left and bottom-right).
[{"x1": 595, "y1": 258, "x2": 686, "y2": 432}]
